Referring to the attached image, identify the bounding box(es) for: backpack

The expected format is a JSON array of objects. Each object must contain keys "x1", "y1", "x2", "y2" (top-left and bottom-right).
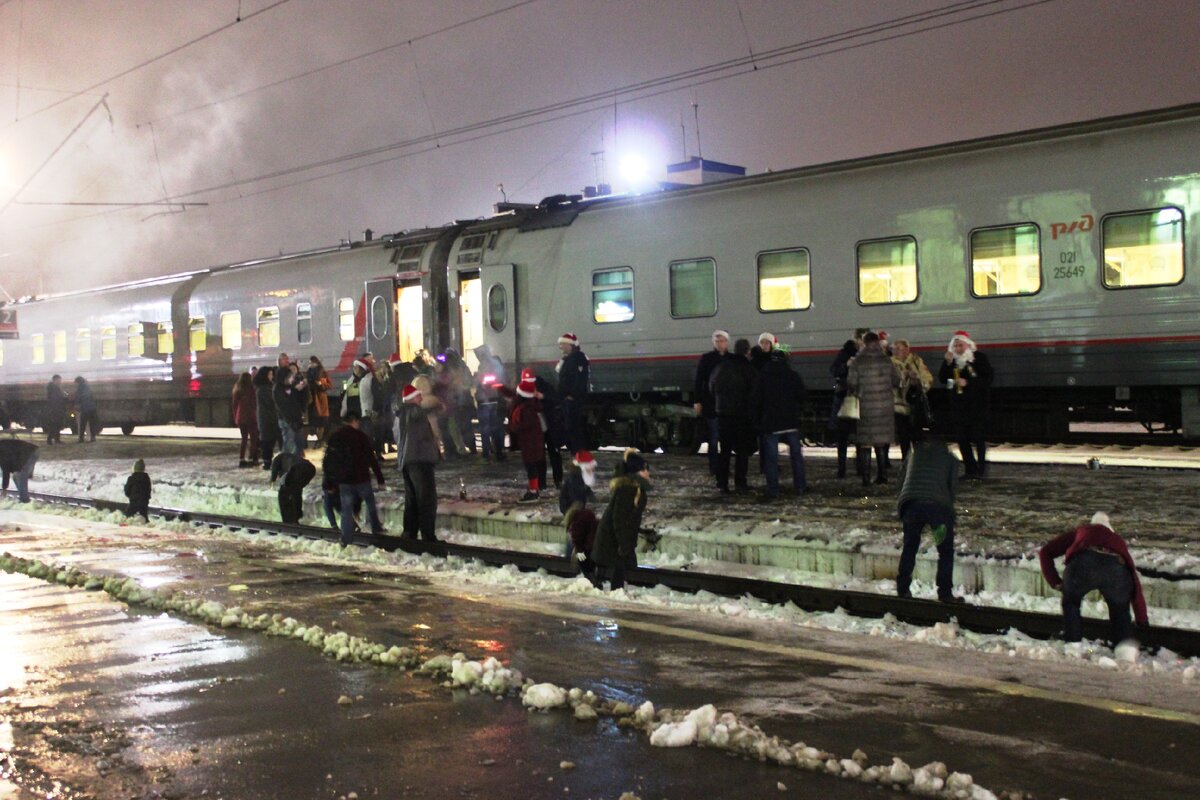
[{"x1": 322, "y1": 437, "x2": 355, "y2": 484}]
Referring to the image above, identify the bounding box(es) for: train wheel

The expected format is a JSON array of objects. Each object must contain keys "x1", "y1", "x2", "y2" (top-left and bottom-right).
[{"x1": 120, "y1": 424, "x2": 136, "y2": 436}]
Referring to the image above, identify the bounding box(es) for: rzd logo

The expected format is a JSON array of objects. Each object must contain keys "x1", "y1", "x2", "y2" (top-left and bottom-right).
[{"x1": 1050, "y1": 214, "x2": 1094, "y2": 240}]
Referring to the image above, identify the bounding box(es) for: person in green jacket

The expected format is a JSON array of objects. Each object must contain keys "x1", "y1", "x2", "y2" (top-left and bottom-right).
[
  {"x1": 591, "y1": 448, "x2": 651, "y2": 591},
  {"x1": 894, "y1": 433, "x2": 963, "y2": 603}
]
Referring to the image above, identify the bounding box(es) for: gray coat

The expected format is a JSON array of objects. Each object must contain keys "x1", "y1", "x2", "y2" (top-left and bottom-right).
[
  {"x1": 848, "y1": 343, "x2": 899, "y2": 446},
  {"x1": 393, "y1": 398, "x2": 442, "y2": 471}
]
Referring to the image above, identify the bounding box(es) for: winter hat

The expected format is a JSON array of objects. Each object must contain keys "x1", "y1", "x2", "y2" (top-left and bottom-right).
[
  {"x1": 573, "y1": 450, "x2": 595, "y2": 467},
  {"x1": 401, "y1": 383, "x2": 422, "y2": 404},
  {"x1": 558, "y1": 332, "x2": 579, "y2": 347},
  {"x1": 949, "y1": 330, "x2": 976, "y2": 351},
  {"x1": 353, "y1": 356, "x2": 374, "y2": 372},
  {"x1": 388, "y1": 352, "x2": 404, "y2": 367},
  {"x1": 758, "y1": 332, "x2": 777, "y2": 346},
  {"x1": 712, "y1": 329, "x2": 730, "y2": 344},
  {"x1": 878, "y1": 330, "x2": 889, "y2": 343},
  {"x1": 133, "y1": 459, "x2": 145, "y2": 473},
  {"x1": 1090, "y1": 511, "x2": 1113, "y2": 530},
  {"x1": 520, "y1": 367, "x2": 536, "y2": 381},
  {"x1": 516, "y1": 377, "x2": 538, "y2": 398},
  {"x1": 623, "y1": 451, "x2": 647, "y2": 474}
]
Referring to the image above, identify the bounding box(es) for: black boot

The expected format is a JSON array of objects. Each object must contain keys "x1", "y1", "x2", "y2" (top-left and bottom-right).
[
  {"x1": 836, "y1": 448, "x2": 847, "y2": 479},
  {"x1": 874, "y1": 446, "x2": 888, "y2": 484},
  {"x1": 857, "y1": 449, "x2": 871, "y2": 487}
]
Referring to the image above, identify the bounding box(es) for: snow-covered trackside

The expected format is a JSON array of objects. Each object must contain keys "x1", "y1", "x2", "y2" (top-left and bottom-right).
[
  {"x1": 0, "y1": 543, "x2": 1014, "y2": 800},
  {"x1": 4, "y1": 502, "x2": 1198, "y2": 682}
]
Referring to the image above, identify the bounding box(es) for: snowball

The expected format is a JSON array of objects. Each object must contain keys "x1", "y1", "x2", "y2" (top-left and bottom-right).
[
  {"x1": 633, "y1": 701, "x2": 656, "y2": 725},
  {"x1": 839, "y1": 759, "x2": 862, "y2": 778},
  {"x1": 888, "y1": 757, "x2": 913, "y2": 785},
  {"x1": 649, "y1": 719, "x2": 697, "y2": 748},
  {"x1": 522, "y1": 683, "x2": 567, "y2": 710},
  {"x1": 1114, "y1": 640, "x2": 1140, "y2": 664}
]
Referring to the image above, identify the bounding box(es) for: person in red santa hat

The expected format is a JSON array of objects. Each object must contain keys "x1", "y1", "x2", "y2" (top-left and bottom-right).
[
  {"x1": 507, "y1": 374, "x2": 546, "y2": 502},
  {"x1": 394, "y1": 376, "x2": 444, "y2": 542},
  {"x1": 937, "y1": 330, "x2": 993, "y2": 479},
  {"x1": 556, "y1": 332, "x2": 590, "y2": 452}
]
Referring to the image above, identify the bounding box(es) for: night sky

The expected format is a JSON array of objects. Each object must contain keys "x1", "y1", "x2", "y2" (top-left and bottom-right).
[{"x1": 1, "y1": 0, "x2": 1198, "y2": 298}]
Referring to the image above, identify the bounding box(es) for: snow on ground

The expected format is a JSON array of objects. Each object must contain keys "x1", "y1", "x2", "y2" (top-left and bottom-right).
[{"x1": 3, "y1": 502, "x2": 1198, "y2": 681}]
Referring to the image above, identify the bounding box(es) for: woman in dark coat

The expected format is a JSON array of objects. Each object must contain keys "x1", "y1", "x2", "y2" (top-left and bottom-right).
[
  {"x1": 253, "y1": 366, "x2": 278, "y2": 470},
  {"x1": 828, "y1": 340, "x2": 859, "y2": 478},
  {"x1": 848, "y1": 332, "x2": 899, "y2": 486},
  {"x1": 937, "y1": 330, "x2": 994, "y2": 479},
  {"x1": 590, "y1": 449, "x2": 651, "y2": 591},
  {"x1": 232, "y1": 372, "x2": 259, "y2": 467},
  {"x1": 506, "y1": 375, "x2": 546, "y2": 503}
]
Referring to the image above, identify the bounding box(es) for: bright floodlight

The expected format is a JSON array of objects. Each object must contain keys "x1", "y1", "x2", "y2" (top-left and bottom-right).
[{"x1": 618, "y1": 153, "x2": 649, "y2": 185}]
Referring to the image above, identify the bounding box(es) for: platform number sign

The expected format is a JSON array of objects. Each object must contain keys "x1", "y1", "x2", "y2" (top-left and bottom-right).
[{"x1": 0, "y1": 307, "x2": 17, "y2": 339}]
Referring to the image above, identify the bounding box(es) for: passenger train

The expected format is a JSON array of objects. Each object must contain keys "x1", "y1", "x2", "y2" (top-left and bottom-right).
[{"x1": 2, "y1": 102, "x2": 1199, "y2": 444}]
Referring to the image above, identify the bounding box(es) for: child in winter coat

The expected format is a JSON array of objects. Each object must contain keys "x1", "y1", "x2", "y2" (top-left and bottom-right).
[
  {"x1": 124, "y1": 459, "x2": 152, "y2": 520},
  {"x1": 590, "y1": 449, "x2": 651, "y2": 590},
  {"x1": 559, "y1": 450, "x2": 599, "y2": 574},
  {"x1": 278, "y1": 457, "x2": 317, "y2": 524},
  {"x1": 507, "y1": 375, "x2": 546, "y2": 503}
]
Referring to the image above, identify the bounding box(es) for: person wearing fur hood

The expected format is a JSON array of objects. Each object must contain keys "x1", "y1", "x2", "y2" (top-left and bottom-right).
[
  {"x1": 1039, "y1": 511, "x2": 1148, "y2": 645},
  {"x1": 937, "y1": 330, "x2": 993, "y2": 479},
  {"x1": 393, "y1": 375, "x2": 444, "y2": 542},
  {"x1": 559, "y1": 450, "x2": 599, "y2": 576},
  {"x1": 590, "y1": 449, "x2": 651, "y2": 590}
]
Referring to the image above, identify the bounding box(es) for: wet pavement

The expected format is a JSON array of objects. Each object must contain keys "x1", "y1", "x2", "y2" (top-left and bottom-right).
[{"x1": 2, "y1": 511, "x2": 1199, "y2": 799}]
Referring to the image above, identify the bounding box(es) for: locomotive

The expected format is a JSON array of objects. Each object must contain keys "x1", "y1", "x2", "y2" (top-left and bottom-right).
[{"x1": 2, "y1": 102, "x2": 1199, "y2": 443}]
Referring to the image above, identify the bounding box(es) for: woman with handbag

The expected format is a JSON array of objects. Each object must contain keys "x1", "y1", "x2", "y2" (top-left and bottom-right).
[
  {"x1": 891, "y1": 339, "x2": 934, "y2": 462},
  {"x1": 828, "y1": 339, "x2": 860, "y2": 478}
]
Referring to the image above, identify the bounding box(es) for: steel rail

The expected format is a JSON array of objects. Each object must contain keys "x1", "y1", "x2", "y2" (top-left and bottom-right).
[{"x1": 22, "y1": 490, "x2": 1200, "y2": 658}]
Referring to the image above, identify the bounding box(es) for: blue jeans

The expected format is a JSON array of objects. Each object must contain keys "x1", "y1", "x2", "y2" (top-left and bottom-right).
[
  {"x1": 1062, "y1": 549, "x2": 1134, "y2": 643},
  {"x1": 897, "y1": 500, "x2": 956, "y2": 598},
  {"x1": 339, "y1": 482, "x2": 384, "y2": 544},
  {"x1": 761, "y1": 430, "x2": 806, "y2": 497},
  {"x1": 477, "y1": 402, "x2": 505, "y2": 459},
  {"x1": 5, "y1": 451, "x2": 38, "y2": 502},
  {"x1": 278, "y1": 423, "x2": 300, "y2": 456}
]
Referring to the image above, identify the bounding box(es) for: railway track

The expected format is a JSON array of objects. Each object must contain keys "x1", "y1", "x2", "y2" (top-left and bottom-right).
[{"x1": 20, "y1": 490, "x2": 1200, "y2": 658}]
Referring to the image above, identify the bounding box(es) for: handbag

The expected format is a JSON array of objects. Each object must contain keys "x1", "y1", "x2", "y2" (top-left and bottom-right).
[
  {"x1": 906, "y1": 385, "x2": 933, "y2": 428},
  {"x1": 837, "y1": 394, "x2": 860, "y2": 420}
]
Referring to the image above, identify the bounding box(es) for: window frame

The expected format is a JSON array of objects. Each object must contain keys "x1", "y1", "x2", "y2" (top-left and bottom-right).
[
  {"x1": 855, "y1": 235, "x2": 920, "y2": 307},
  {"x1": 968, "y1": 222, "x2": 1043, "y2": 300},
  {"x1": 296, "y1": 302, "x2": 313, "y2": 346},
  {"x1": 756, "y1": 246, "x2": 813, "y2": 313},
  {"x1": 127, "y1": 323, "x2": 145, "y2": 358},
  {"x1": 188, "y1": 316, "x2": 207, "y2": 352},
  {"x1": 221, "y1": 311, "x2": 243, "y2": 350},
  {"x1": 1099, "y1": 206, "x2": 1186, "y2": 291},
  {"x1": 590, "y1": 266, "x2": 636, "y2": 324},
  {"x1": 76, "y1": 327, "x2": 92, "y2": 361},
  {"x1": 486, "y1": 283, "x2": 508, "y2": 332},
  {"x1": 31, "y1": 333, "x2": 45, "y2": 364},
  {"x1": 337, "y1": 297, "x2": 355, "y2": 342},
  {"x1": 100, "y1": 326, "x2": 116, "y2": 360},
  {"x1": 52, "y1": 330, "x2": 67, "y2": 363},
  {"x1": 156, "y1": 322, "x2": 175, "y2": 355},
  {"x1": 256, "y1": 306, "x2": 281, "y2": 348},
  {"x1": 667, "y1": 256, "x2": 718, "y2": 319}
]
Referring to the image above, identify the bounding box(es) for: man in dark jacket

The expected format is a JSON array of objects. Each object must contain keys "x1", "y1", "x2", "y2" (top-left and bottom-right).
[
  {"x1": 393, "y1": 377, "x2": 443, "y2": 542},
  {"x1": 74, "y1": 376, "x2": 99, "y2": 442},
  {"x1": 591, "y1": 449, "x2": 650, "y2": 591},
  {"x1": 937, "y1": 330, "x2": 993, "y2": 479},
  {"x1": 253, "y1": 366, "x2": 278, "y2": 470},
  {"x1": 0, "y1": 439, "x2": 39, "y2": 502},
  {"x1": 273, "y1": 365, "x2": 307, "y2": 456},
  {"x1": 556, "y1": 332, "x2": 590, "y2": 452},
  {"x1": 473, "y1": 344, "x2": 507, "y2": 462},
  {"x1": 895, "y1": 434, "x2": 961, "y2": 602},
  {"x1": 709, "y1": 338, "x2": 757, "y2": 493},
  {"x1": 750, "y1": 350, "x2": 807, "y2": 499},
  {"x1": 45, "y1": 374, "x2": 67, "y2": 444},
  {"x1": 124, "y1": 459, "x2": 152, "y2": 520},
  {"x1": 692, "y1": 329, "x2": 729, "y2": 476},
  {"x1": 278, "y1": 457, "x2": 317, "y2": 524},
  {"x1": 325, "y1": 411, "x2": 387, "y2": 545},
  {"x1": 1039, "y1": 511, "x2": 1148, "y2": 644}
]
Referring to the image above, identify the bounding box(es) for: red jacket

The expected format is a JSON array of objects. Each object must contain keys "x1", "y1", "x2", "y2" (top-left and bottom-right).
[
  {"x1": 506, "y1": 397, "x2": 545, "y2": 464},
  {"x1": 1039, "y1": 524, "x2": 1147, "y2": 625}
]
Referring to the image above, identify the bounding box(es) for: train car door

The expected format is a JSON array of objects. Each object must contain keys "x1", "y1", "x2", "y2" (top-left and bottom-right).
[
  {"x1": 366, "y1": 276, "x2": 425, "y2": 363},
  {"x1": 396, "y1": 279, "x2": 425, "y2": 360},
  {"x1": 480, "y1": 263, "x2": 516, "y2": 367},
  {"x1": 457, "y1": 270, "x2": 484, "y2": 370}
]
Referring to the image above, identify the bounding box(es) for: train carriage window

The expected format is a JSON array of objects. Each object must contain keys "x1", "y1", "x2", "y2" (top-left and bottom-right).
[
  {"x1": 188, "y1": 317, "x2": 207, "y2": 352},
  {"x1": 669, "y1": 258, "x2": 717, "y2": 318},
  {"x1": 758, "y1": 248, "x2": 811, "y2": 311},
  {"x1": 369, "y1": 296, "x2": 389, "y2": 340},
  {"x1": 76, "y1": 328, "x2": 91, "y2": 361},
  {"x1": 296, "y1": 303, "x2": 312, "y2": 345},
  {"x1": 100, "y1": 327, "x2": 116, "y2": 359},
  {"x1": 127, "y1": 324, "x2": 144, "y2": 358},
  {"x1": 592, "y1": 268, "x2": 634, "y2": 323},
  {"x1": 257, "y1": 307, "x2": 280, "y2": 348},
  {"x1": 970, "y1": 224, "x2": 1041, "y2": 297},
  {"x1": 487, "y1": 283, "x2": 507, "y2": 332},
  {"x1": 337, "y1": 297, "x2": 355, "y2": 342},
  {"x1": 1102, "y1": 208, "x2": 1184, "y2": 288},
  {"x1": 221, "y1": 311, "x2": 242, "y2": 350},
  {"x1": 857, "y1": 237, "x2": 918, "y2": 305},
  {"x1": 456, "y1": 234, "x2": 487, "y2": 266},
  {"x1": 157, "y1": 322, "x2": 174, "y2": 355},
  {"x1": 53, "y1": 330, "x2": 67, "y2": 363},
  {"x1": 31, "y1": 333, "x2": 44, "y2": 364},
  {"x1": 391, "y1": 244, "x2": 425, "y2": 271}
]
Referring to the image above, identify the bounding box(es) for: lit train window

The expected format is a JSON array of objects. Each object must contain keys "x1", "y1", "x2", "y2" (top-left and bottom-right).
[
  {"x1": 76, "y1": 328, "x2": 91, "y2": 361},
  {"x1": 257, "y1": 307, "x2": 280, "y2": 348},
  {"x1": 157, "y1": 322, "x2": 174, "y2": 355},
  {"x1": 53, "y1": 330, "x2": 67, "y2": 363},
  {"x1": 757, "y1": 248, "x2": 811, "y2": 311},
  {"x1": 337, "y1": 298, "x2": 355, "y2": 342},
  {"x1": 857, "y1": 237, "x2": 918, "y2": 305},
  {"x1": 221, "y1": 311, "x2": 242, "y2": 350},
  {"x1": 296, "y1": 303, "x2": 312, "y2": 345},
  {"x1": 189, "y1": 317, "x2": 207, "y2": 352},
  {"x1": 487, "y1": 284, "x2": 507, "y2": 332},
  {"x1": 31, "y1": 333, "x2": 44, "y2": 364},
  {"x1": 592, "y1": 268, "x2": 634, "y2": 323},
  {"x1": 127, "y1": 324, "x2": 144, "y2": 358},
  {"x1": 669, "y1": 258, "x2": 716, "y2": 318},
  {"x1": 100, "y1": 327, "x2": 116, "y2": 359},
  {"x1": 1102, "y1": 208, "x2": 1184, "y2": 289},
  {"x1": 970, "y1": 224, "x2": 1041, "y2": 298}
]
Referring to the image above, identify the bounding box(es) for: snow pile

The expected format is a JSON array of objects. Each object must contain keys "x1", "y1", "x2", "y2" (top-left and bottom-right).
[{"x1": 521, "y1": 683, "x2": 567, "y2": 711}]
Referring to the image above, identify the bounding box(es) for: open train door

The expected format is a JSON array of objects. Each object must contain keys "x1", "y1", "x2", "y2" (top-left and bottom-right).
[
  {"x1": 365, "y1": 276, "x2": 426, "y2": 363},
  {"x1": 480, "y1": 263, "x2": 516, "y2": 369}
]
